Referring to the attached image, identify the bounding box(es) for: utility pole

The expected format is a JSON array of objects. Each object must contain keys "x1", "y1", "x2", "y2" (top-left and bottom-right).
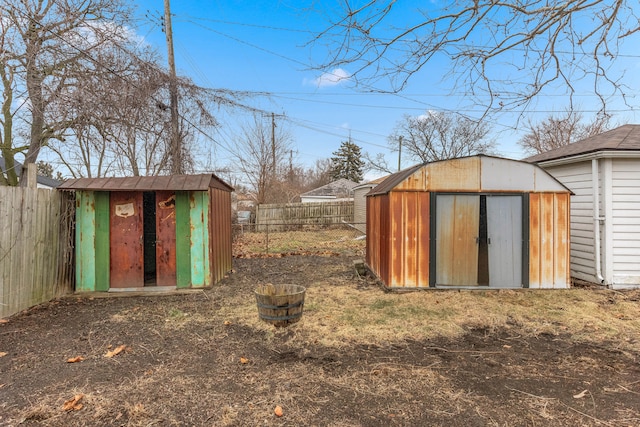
[
  {"x1": 164, "y1": 0, "x2": 181, "y2": 174},
  {"x1": 397, "y1": 136, "x2": 403, "y2": 171},
  {"x1": 271, "y1": 112, "x2": 276, "y2": 174}
]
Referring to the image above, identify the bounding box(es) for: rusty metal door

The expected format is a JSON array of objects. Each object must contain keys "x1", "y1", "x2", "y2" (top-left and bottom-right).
[
  {"x1": 487, "y1": 196, "x2": 522, "y2": 287},
  {"x1": 110, "y1": 192, "x2": 143, "y2": 288},
  {"x1": 436, "y1": 195, "x2": 480, "y2": 286},
  {"x1": 156, "y1": 191, "x2": 177, "y2": 286}
]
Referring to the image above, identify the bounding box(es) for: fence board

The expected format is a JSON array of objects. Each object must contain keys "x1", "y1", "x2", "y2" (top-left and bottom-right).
[
  {"x1": 0, "y1": 187, "x2": 74, "y2": 318},
  {"x1": 255, "y1": 201, "x2": 354, "y2": 231}
]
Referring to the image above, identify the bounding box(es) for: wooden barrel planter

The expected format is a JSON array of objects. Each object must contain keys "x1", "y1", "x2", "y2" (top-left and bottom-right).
[{"x1": 255, "y1": 284, "x2": 306, "y2": 327}]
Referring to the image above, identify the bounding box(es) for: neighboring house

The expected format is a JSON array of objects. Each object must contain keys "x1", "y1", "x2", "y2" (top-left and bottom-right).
[
  {"x1": 0, "y1": 157, "x2": 62, "y2": 189},
  {"x1": 525, "y1": 124, "x2": 640, "y2": 289},
  {"x1": 300, "y1": 178, "x2": 358, "y2": 203},
  {"x1": 353, "y1": 176, "x2": 388, "y2": 233}
]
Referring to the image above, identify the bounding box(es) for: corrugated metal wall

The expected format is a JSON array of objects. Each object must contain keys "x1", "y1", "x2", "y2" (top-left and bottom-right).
[
  {"x1": 210, "y1": 187, "x2": 233, "y2": 285},
  {"x1": 388, "y1": 192, "x2": 430, "y2": 288},
  {"x1": 529, "y1": 193, "x2": 570, "y2": 288}
]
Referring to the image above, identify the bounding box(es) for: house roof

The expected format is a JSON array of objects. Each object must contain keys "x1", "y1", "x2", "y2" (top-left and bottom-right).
[
  {"x1": 59, "y1": 173, "x2": 233, "y2": 192},
  {"x1": 353, "y1": 175, "x2": 389, "y2": 190},
  {"x1": 524, "y1": 124, "x2": 640, "y2": 163},
  {"x1": 368, "y1": 155, "x2": 571, "y2": 196},
  {"x1": 300, "y1": 178, "x2": 359, "y2": 198},
  {"x1": 0, "y1": 157, "x2": 63, "y2": 188}
]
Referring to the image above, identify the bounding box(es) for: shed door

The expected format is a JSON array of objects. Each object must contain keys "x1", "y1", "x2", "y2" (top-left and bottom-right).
[
  {"x1": 487, "y1": 196, "x2": 522, "y2": 287},
  {"x1": 110, "y1": 192, "x2": 144, "y2": 288},
  {"x1": 436, "y1": 195, "x2": 480, "y2": 286},
  {"x1": 156, "y1": 191, "x2": 177, "y2": 286}
]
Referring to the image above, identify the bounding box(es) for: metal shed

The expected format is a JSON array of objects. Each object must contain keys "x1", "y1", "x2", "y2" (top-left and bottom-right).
[
  {"x1": 366, "y1": 155, "x2": 572, "y2": 289},
  {"x1": 59, "y1": 174, "x2": 233, "y2": 292}
]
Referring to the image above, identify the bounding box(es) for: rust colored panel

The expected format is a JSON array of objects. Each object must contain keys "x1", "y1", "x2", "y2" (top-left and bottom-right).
[
  {"x1": 554, "y1": 193, "x2": 570, "y2": 287},
  {"x1": 417, "y1": 192, "x2": 430, "y2": 287},
  {"x1": 540, "y1": 193, "x2": 555, "y2": 287},
  {"x1": 110, "y1": 192, "x2": 143, "y2": 288},
  {"x1": 389, "y1": 192, "x2": 404, "y2": 287},
  {"x1": 380, "y1": 195, "x2": 391, "y2": 286},
  {"x1": 156, "y1": 191, "x2": 177, "y2": 286},
  {"x1": 402, "y1": 192, "x2": 418, "y2": 286},
  {"x1": 428, "y1": 157, "x2": 480, "y2": 192},
  {"x1": 529, "y1": 193, "x2": 541, "y2": 287}
]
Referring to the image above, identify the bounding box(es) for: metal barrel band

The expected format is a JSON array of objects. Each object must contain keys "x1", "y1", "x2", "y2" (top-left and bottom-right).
[
  {"x1": 256, "y1": 301, "x2": 303, "y2": 310},
  {"x1": 258, "y1": 313, "x2": 303, "y2": 321}
]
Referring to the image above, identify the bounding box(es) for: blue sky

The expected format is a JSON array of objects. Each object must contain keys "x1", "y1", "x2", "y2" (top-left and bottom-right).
[{"x1": 131, "y1": 0, "x2": 640, "y2": 180}]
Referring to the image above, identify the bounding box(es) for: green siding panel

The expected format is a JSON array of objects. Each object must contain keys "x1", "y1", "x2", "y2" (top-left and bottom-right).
[
  {"x1": 175, "y1": 191, "x2": 191, "y2": 288},
  {"x1": 76, "y1": 191, "x2": 96, "y2": 292},
  {"x1": 94, "y1": 192, "x2": 110, "y2": 291},
  {"x1": 189, "y1": 191, "x2": 207, "y2": 287}
]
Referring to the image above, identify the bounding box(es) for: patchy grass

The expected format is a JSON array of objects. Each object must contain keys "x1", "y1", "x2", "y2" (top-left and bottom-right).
[
  {"x1": 2, "y1": 256, "x2": 639, "y2": 426},
  {"x1": 233, "y1": 227, "x2": 365, "y2": 257}
]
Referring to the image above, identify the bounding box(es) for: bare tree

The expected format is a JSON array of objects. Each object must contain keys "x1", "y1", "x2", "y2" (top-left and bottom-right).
[
  {"x1": 388, "y1": 111, "x2": 494, "y2": 164},
  {"x1": 1, "y1": 0, "x2": 132, "y2": 185},
  {"x1": 314, "y1": 1, "x2": 638, "y2": 114},
  {"x1": 230, "y1": 114, "x2": 292, "y2": 204},
  {"x1": 519, "y1": 111, "x2": 612, "y2": 155}
]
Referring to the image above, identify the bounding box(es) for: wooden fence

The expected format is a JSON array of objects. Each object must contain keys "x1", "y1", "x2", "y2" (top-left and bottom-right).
[
  {"x1": 255, "y1": 201, "x2": 354, "y2": 231},
  {"x1": 0, "y1": 187, "x2": 75, "y2": 318}
]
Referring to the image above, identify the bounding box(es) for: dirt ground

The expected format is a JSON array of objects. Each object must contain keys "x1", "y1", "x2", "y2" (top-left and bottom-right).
[{"x1": 1, "y1": 255, "x2": 639, "y2": 426}]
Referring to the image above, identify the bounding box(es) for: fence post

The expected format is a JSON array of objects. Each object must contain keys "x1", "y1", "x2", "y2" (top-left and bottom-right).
[
  {"x1": 25, "y1": 163, "x2": 37, "y2": 189},
  {"x1": 265, "y1": 223, "x2": 269, "y2": 254}
]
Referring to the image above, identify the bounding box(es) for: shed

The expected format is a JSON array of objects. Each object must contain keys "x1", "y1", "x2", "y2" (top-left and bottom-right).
[
  {"x1": 59, "y1": 174, "x2": 233, "y2": 292},
  {"x1": 366, "y1": 155, "x2": 572, "y2": 289},
  {"x1": 526, "y1": 124, "x2": 640, "y2": 289}
]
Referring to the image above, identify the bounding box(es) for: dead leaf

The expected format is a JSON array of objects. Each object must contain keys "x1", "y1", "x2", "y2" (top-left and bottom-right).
[
  {"x1": 0, "y1": 352, "x2": 7, "y2": 358},
  {"x1": 66, "y1": 356, "x2": 84, "y2": 363},
  {"x1": 0, "y1": 319, "x2": 8, "y2": 324},
  {"x1": 224, "y1": 320, "x2": 232, "y2": 326},
  {"x1": 274, "y1": 405, "x2": 283, "y2": 417},
  {"x1": 240, "y1": 357, "x2": 249, "y2": 364},
  {"x1": 62, "y1": 394, "x2": 84, "y2": 411},
  {"x1": 573, "y1": 390, "x2": 588, "y2": 399},
  {"x1": 104, "y1": 344, "x2": 127, "y2": 358}
]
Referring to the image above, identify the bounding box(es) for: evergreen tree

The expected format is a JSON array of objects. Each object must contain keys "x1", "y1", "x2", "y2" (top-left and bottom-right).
[{"x1": 330, "y1": 141, "x2": 364, "y2": 183}]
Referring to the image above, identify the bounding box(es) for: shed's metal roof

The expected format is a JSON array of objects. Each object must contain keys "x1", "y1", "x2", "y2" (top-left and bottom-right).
[
  {"x1": 58, "y1": 173, "x2": 233, "y2": 192},
  {"x1": 524, "y1": 124, "x2": 640, "y2": 163},
  {"x1": 368, "y1": 155, "x2": 571, "y2": 196}
]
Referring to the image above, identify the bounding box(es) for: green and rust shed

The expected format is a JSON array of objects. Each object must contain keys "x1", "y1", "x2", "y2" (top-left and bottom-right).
[{"x1": 59, "y1": 174, "x2": 233, "y2": 292}]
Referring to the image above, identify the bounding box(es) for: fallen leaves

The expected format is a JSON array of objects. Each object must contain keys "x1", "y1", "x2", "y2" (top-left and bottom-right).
[
  {"x1": 573, "y1": 390, "x2": 588, "y2": 399},
  {"x1": 105, "y1": 344, "x2": 127, "y2": 358},
  {"x1": 67, "y1": 356, "x2": 84, "y2": 363},
  {"x1": 274, "y1": 405, "x2": 283, "y2": 417},
  {"x1": 239, "y1": 357, "x2": 249, "y2": 364},
  {"x1": 0, "y1": 319, "x2": 8, "y2": 324},
  {"x1": 0, "y1": 351, "x2": 7, "y2": 358},
  {"x1": 62, "y1": 394, "x2": 84, "y2": 411}
]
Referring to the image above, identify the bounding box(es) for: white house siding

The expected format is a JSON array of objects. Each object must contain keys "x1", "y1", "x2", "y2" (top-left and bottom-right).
[
  {"x1": 611, "y1": 158, "x2": 640, "y2": 286},
  {"x1": 353, "y1": 185, "x2": 374, "y2": 233},
  {"x1": 544, "y1": 162, "x2": 597, "y2": 283}
]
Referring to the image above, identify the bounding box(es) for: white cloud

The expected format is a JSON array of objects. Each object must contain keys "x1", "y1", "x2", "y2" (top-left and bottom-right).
[{"x1": 307, "y1": 68, "x2": 351, "y2": 88}]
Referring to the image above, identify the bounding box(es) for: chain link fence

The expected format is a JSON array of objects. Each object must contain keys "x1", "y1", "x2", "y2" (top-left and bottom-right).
[{"x1": 233, "y1": 222, "x2": 366, "y2": 258}]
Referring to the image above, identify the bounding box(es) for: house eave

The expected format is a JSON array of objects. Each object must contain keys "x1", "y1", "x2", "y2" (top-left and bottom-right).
[{"x1": 536, "y1": 150, "x2": 640, "y2": 167}]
